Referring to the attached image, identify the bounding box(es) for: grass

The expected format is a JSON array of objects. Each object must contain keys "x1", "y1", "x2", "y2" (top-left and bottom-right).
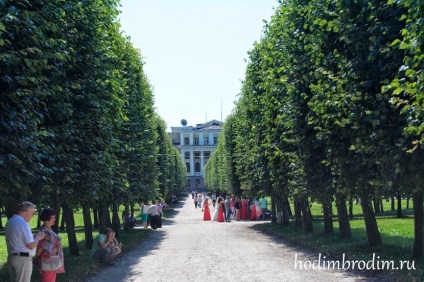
[
  {"x1": 253, "y1": 199, "x2": 422, "y2": 282},
  {"x1": 0, "y1": 207, "x2": 177, "y2": 282}
]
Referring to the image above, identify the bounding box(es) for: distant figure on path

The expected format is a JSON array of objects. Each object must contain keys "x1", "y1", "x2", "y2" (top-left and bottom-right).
[
  {"x1": 212, "y1": 193, "x2": 217, "y2": 207},
  {"x1": 140, "y1": 202, "x2": 149, "y2": 228},
  {"x1": 148, "y1": 203, "x2": 160, "y2": 229},
  {"x1": 241, "y1": 197, "x2": 249, "y2": 220},
  {"x1": 250, "y1": 200, "x2": 257, "y2": 221},
  {"x1": 234, "y1": 197, "x2": 241, "y2": 221},
  {"x1": 217, "y1": 197, "x2": 225, "y2": 223},
  {"x1": 203, "y1": 199, "x2": 211, "y2": 221},
  {"x1": 194, "y1": 195, "x2": 198, "y2": 209},
  {"x1": 259, "y1": 196, "x2": 268, "y2": 220}
]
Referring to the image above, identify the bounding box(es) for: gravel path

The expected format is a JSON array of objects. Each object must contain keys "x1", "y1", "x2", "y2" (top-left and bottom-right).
[{"x1": 86, "y1": 197, "x2": 382, "y2": 282}]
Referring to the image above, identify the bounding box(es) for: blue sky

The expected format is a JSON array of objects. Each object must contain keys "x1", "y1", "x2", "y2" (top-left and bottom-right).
[{"x1": 119, "y1": 0, "x2": 277, "y2": 130}]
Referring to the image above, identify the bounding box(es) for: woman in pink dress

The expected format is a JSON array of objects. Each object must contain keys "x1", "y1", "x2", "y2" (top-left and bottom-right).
[
  {"x1": 241, "y1": 197, "x2": 249, "y2": 220},
  {"x1": 217, "y1": 197, "x2": 225, "y2": 222},
  {"x1": 250, "y1": 200, "x2": 257, "y2": 221},
  {"x1": 255, "y1": 199, "x2": 262, "y2": 220},
  {"x1": 203, "y1": 198, "x2": 211, "y2": 221}
]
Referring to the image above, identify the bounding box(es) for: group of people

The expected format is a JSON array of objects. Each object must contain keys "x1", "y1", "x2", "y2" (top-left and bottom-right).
[
  {"x1": 5, "y1": 199, "x2": 169, "y2": 282},
  {"x1": 194, "y1": 194, "x2": 269, "y2": 222},
  {"x1": 139, "y1": 200, "x2": 165, "y2": 229},
  {"x1": 5, "y1": 201, "x2": 64, "y2": 282},
  {"x1": 5, "y1": 201, "x2": 124, "y2": 282}
]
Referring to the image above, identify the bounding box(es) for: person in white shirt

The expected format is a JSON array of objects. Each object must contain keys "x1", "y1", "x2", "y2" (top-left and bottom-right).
[
  {"x1": 148, "y1": 204, "x2": 159, "y2": 229},
  {"x1": 5, "y1": 201, "x2": 46, "y2": 282}
]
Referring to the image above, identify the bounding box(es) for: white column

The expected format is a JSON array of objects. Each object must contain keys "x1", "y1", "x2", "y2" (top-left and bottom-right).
[
  {"x1": 180, "y1": 133, "x2": 184, "y2": 145},
  {"x1": 190, "y1": 150, "x2": 194, "y2": 176},
  {"x1": 209, "y1": 132, "x2": 214, "y2": 145},
  {"x1": 199, "y1": 134, "x2": 204, "y2": 145},
  {"x1": 190, "y1": 133, "x2": 193, "y2": 145},
  {"x1": 200, "y1": 151, "x2": 205, "y2": 175}
]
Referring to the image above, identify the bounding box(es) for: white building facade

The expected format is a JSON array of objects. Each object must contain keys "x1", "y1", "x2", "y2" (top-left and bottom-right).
[{"x1": 170, "y1": 119, "x2": 223, "y2": 192}]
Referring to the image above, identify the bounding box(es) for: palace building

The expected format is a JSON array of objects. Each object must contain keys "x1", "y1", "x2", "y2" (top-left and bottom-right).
[{"x1": 170, "y1": 119, "x2": 223, "y2": 192}]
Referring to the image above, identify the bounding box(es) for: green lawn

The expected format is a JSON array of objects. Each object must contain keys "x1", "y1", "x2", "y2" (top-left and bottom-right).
[{"x1": 255, "y1": 198, "x2": 422, "y2": 282}]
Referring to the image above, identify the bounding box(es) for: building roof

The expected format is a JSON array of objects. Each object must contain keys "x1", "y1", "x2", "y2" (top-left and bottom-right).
[{"x1": 171, "y1": 119, "x2": 223, "y2": 133}]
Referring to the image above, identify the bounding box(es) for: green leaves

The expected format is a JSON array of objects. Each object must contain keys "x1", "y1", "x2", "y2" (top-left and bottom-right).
[{"x1": 0, "y1": 0, "x2": 184, "y2": 215}]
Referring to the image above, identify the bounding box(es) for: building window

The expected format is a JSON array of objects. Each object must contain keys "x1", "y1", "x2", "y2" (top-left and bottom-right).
[
  {"x1": 203, "y1": 152, "x2": 210, "y2": 157},
  {"x1": 184, "y1": 137, "x2": 189, "y2": 145},
  {"x1": 196, "y1": 179, "x2": 201, "y2": 187},
  {"x1": 186, "y1": 162, "x2": 190, "y2": 173},
  {"x1": 187, "y1": 180, "x2": 191, "y2": 188},
  {"x1": 195, "y1": 162, "x2": 201, "y2": 172},
  {"x1": 214, "y1": 136, "x2": 218, "y2": 144},
  {"x1": 194, "y1": 138, "x2": 199, "y2": 145},
  {"x1": 185, "y1": 152, "x2": 190, "y2": 159},
  {"x1": 194, "y1": 152, "x2": 200, "y2": 158},
  {"x1": 204, "y1": 136, "x2": 209, "y2": 144}
]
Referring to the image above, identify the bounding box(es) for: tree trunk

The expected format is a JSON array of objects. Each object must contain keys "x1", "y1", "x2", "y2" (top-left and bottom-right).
[
  {"x1": 412, "y1": 191, "x2": 423, "y2": 259},
  {"x1": 112, "y1": 204, "x2": 121, "y2": 237},
  {"x1": 348, "y1": 197, "x2": 354, "y2": 219},
  {"x1": 380, "y1": 200, "x2": 384, "y2": 213},
  {"x1": 62, "y1": 202, "x2": 80, "y2": 255},
  {"x1": 271, "y1": 194, "x2": 277, "y2": 223},
  {"x1": 322, "y1": 198, "x2": 333, "y2": 235},
  {"x1": 130, "y1": 205, "x2": 135, "y2": 218},
  {"x1": 6, "y1": 199, "x2": 20, "y2": 219},
  {"x1": 373, "y1": 199, "x2": 381, "y2": 214},
  {"x1": 294, "y1": 198, "x2": 302, "y2": 230},
  {"x1": 397, "y1": 194, "x2": 403, "y2": 218},
  {"x1": 336, "y1": 196, "x2": 352, "y2": 239},
  {"x1": 361, "y1": 196, "x2": 382, "y2": 247},
  {"x1": 82, "y1": 204, "x2": 94, "y2": 249},
  {"x1": 93, "y1": 208, "x2": 99, "y2": 229},
  {"x1": 37, "y1": 212, "x2": 41, "y2": 228},
  {"x1": 287, "y1": 198, "x2": 293, "y2": 216},
  {"x1": 407, "y1": 197, "x2": 410, "y2": 209},
  {"x1": 98, "y1": 204, "x2": 111, "y2": 233},
  {"x1": 275, "y1": 196, "x2": 282, "y2": 224},
  {"x1": 60, "y1": 213, "x2": 66, "y2": 231},
  {"x1": 391, "y1": 196, "x2": 395, "y2": 211},
  {"x1": 51, "y1": 196, "x2": 61, "y2": 234},
  {"x1": 282, "y1": 195, "x2": 290, "y2": 226},
  {"x1": 301, "y1": 198, "x2": 313, "y2": 232},
  {"x1": 0, "y1": 209, "x2": 2, "y2": 228}
]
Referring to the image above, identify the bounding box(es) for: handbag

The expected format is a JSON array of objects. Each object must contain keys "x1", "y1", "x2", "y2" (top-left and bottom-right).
[{"x1": 41, "y1": 255, "x2": 61, "y2": 271}]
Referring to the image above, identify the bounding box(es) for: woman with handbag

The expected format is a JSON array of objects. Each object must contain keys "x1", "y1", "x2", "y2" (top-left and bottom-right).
[{"x1": 35, "y1": 208, "x2": 64, "y2": 282}]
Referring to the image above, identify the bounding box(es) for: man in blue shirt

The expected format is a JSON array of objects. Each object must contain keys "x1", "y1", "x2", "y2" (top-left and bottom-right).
[{"x1": 259, "y1": 196, "x2": 268, "y2": 220}]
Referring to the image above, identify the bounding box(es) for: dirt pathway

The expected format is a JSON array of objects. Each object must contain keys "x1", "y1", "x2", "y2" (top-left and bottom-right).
[{"x1": 86, "y1": 197, "x2": 381, "y2": 282}]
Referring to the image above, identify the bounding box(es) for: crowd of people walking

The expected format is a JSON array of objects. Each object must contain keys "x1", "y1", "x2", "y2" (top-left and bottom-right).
[{"x1": 191, "y1": 192, "x2": 268, "y2": 223}]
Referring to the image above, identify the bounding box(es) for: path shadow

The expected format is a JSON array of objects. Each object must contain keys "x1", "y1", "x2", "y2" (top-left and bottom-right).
[{"x1": 249, "y1": 224, "x2": 397, "y2": 282}]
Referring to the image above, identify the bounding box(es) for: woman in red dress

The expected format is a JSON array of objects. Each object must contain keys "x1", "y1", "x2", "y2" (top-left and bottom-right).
[
  {"x1": 241, "y1": 197, "x2": 249, "y2": 220},
  {"x1": 250, "y1": 200, "x2": 257, "y2": 221},
  {"x1": 217, "y1": 197, "x2": 225, "y2": 222},
  {"x1": 203, "y1": 198, "x2": 211, "y2": 221}
]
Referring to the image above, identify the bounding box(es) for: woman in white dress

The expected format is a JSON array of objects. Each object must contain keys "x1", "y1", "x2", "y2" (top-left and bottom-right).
[{"x1": 212, "y1": 203, "x2": 219, "y2": 221}]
